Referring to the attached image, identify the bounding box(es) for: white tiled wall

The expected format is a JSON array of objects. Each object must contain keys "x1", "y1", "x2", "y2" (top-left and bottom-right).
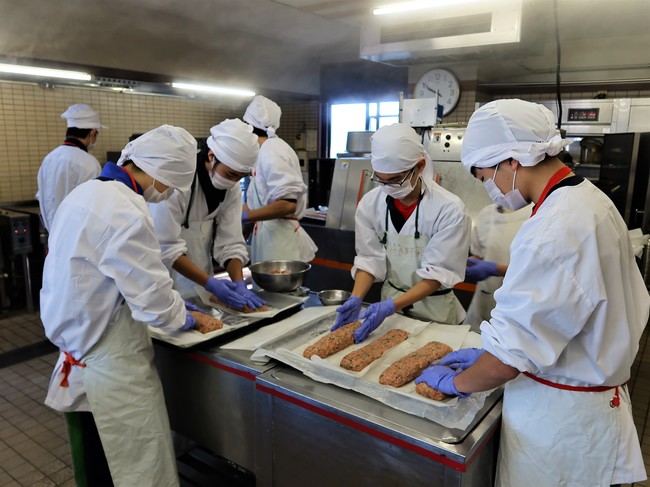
[{"x1": 0, "y1": 81, "x2": 318, "y2": 203}]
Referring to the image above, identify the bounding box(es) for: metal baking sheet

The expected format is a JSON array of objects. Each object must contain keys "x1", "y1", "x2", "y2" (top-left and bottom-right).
[
  {"x1": 260, "y1": 310, "x2": 492, "y2": 429},
  {"x1": 148, "y1": 293, "x2": 306, "y2": 348}
]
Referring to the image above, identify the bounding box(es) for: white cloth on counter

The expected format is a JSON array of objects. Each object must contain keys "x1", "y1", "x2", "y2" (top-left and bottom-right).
[
  {"x1": 353, "y1": 178, "x2": 470, "y2": 288},
  {"x1": 36, "y1": 145, "x2": 101, "y2": 231},
  {"x1": 41, "y1": 179, "x2": 187, "y2": 361},
  {"x1": 481, "y1": 179, "x2": 649, "y2": 485}
]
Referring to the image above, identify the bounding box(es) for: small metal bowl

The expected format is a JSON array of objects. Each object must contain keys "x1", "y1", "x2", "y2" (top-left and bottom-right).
[
  {"x1": 318, "y1": 289, "x2": 352, "y2": 306},
  {"x1": 249, "y1": 260, "x2": 311, "y2": 293}
]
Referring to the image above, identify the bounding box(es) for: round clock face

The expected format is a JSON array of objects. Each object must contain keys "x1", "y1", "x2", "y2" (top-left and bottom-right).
[{"x1": 414, "y1": 68, "x2": 460, "y2": 116}]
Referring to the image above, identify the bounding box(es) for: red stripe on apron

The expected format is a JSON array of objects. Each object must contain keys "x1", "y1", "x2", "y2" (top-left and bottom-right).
[
  {"x1": 60, "y1": 352, "x2": 86, "y2": 387},
  {"x1": 523, "y1": 372, "x2": 623, "y2": 407}
]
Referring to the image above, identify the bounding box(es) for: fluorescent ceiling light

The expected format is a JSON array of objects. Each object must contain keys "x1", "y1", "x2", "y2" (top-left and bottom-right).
[
  {"x1": 373, "y1": 0, "x2": 481, "y2": 15},
  {"x1": 0, "y1": 63, "x2": 91, "y2": 80},
  {"x1": 172, "y1": 82, "x2": 255, "y2": 97}
]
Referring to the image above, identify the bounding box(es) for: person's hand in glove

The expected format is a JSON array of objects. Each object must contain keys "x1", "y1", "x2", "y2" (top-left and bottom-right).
[
  {"x1": 330, "y1": 296, "x2": 362, "y2": 331},
  {"x1": 353, "y1": 299, "x2": 395, "y2": 343},
  {"x1": 233, "y1": 280, "x2": 267, "y2": 310},
  {"x1": 204, "y1": 277, "x2": 246, "y2": 310},
  {"x1": 438, "y1": 348, "x2": 485, "y2": 371},
  {"x1": 465, "y1": 258, "x2": 498, "y2": 282},
  {"x1": 181, "y1": 310, "x2": 196, "y2": 331},
  {"x1": 415, "y1": 365, "x2": 469, "y2": 397},
  {"x1": 184, "y1": 301, "x2": 202, "y2": 313}
]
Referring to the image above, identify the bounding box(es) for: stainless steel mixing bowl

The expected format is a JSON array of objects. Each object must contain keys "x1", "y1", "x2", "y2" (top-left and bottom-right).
[
  {"x1": 249, "y1": 260, "x2": 311, "y2": 293},
  {"x1": 317, "y1": 289, "x2": 352, "y2": 306}
]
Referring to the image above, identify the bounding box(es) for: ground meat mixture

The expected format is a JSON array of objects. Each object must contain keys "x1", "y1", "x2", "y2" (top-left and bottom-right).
[
  {"x1": 303, "y1": 322, "x2": 362, "y2": 359},
  {"x1": 379, "y1": 341, "x2": 453, "y2": 387},
  {"x1": 340, "y1": 329, "x2": 409, "y2": 372}
]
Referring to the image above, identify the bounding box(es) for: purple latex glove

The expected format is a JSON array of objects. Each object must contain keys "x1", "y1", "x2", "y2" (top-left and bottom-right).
[
  {"x1": 181, "y1": 310, "x2": 196, "y2": 331},
  {"x1": 465, "y1": 258, "x2": 498, "y2": 282},
  {"x1": 438, "y1": 348, "x2": 485, "y2": 371},
  {"x1": 205, "y1": 277, "x2": 246, "y2": 310},
  {"x1": 233, "y1": 280, "x2": 267, "y2": 309},
  {"x1": 415, "y1": 365, "x2": 470, "y2": 398},
  {"x1": 241, "y1": 211, "x2": 249, "y2": 223},
  {"x1": 184, "y1": 301, "x2": 202, "y2": 313},
  {"x1": 354, "y1": 299, "x2": 395, "y2": 343},
  {"x1": 331, "y1": 296, "x2": 362, "y2": 331}
]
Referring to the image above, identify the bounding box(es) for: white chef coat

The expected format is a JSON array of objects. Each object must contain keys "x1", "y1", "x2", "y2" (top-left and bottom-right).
[
  {"x1": 36, "y1": 143, "x2": 101, "y2": 232},
  {"x1": 481, "y1": 179, "x2": 649, "y2": 486},
  {"x1": 353, "y1": 178, "x2": 470, "y2": 323},
  {"x1": 246, "y1": 136, "x2": 317, "y2": 263},
  {"x1": 463, "y1": 204, "x2": 531, "y2": 329},
  {"x1": 149, "y1": 173, "x2": 248, "y2": 296}
]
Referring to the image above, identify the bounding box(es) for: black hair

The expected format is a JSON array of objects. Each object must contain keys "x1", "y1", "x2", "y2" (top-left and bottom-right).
[
  {"x1": 66, "y1": 127, "x2": 93, "y2": 138},
  {"x1": 197, "y1": 138, "x2": 210, "y2": 165},
  {"x1": 250, "y1": 125, "x2": 268, "y2": 138}
]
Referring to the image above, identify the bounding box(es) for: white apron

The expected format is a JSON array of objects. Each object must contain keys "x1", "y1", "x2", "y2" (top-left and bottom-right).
[
  {"x1": 497, "y1": 373, "x2": 644, "y2": 486},
  {"x1": 46, "y1": 305, "x2": 179, "y2": 487},
  {"x1": 248, "y1": 177, "x2": 317, "y2": 264},
  {"x1": 381, "y1": 221, "x2": 465, "y2": 325},
  {"x1": 171, "y1": 220, "x2": 214, "y2": 298}
]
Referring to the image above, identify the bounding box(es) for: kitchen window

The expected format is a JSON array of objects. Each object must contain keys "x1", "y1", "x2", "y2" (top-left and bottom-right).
[{"x1": 329, "y1": 101, "x2": 399, "y2": 157}]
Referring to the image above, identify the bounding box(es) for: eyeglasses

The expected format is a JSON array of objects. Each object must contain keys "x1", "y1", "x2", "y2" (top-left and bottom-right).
[{"x1": 370, "y1": 167, "x2": 415, "y2": 187}]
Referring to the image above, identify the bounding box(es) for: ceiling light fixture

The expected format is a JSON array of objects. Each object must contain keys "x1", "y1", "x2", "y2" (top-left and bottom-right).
[
  {"x1": 373, "y1": 0, "x2": 481, "y2": 16},
  {"x1": 172, "y1": 82, "x2": 255, "y2": 97},
  {"x1": 0, "y1": 63, "x2": 91, "y2": 80}
]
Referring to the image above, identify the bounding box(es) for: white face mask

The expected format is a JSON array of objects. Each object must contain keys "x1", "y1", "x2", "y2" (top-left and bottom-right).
[
  {"x1": 483, "y1": 165, "x2": 528, "y2": 211},
  {"x1": 87, "y1": 142, "x2": 95, "y2": 151},
  {"x1": 143, "y1": 179, "x2": 173, "y2": 203},
  {"x1": 210, "y1": 171, "x2": 239, "y2": 190},
  {"x1": 379, "y1": 170, "x2": 418, "y2": 200}
]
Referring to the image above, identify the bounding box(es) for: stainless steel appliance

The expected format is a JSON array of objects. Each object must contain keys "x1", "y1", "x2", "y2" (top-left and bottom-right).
[
  {"x1": 325, "y1": 157, "x2": 375, "y2": 231},
  {"x1": 0, "y1": 209, "x2": 34, "y2": 312}
]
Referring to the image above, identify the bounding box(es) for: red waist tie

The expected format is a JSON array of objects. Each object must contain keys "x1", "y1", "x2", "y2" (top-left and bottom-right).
[
  {"x1": 60, "y1": 352, "x2": 86, "y2": 388},
  {"x1": 523, "y1": 372, "x2": 623, "y2": 408}
]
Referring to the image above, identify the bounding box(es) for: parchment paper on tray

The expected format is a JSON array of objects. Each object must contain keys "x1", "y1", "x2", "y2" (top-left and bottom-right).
[
  {"x1": 148, "y1": 305, "x2": 256, "y2": 348},
  {"x1": 195, "y1": 286, "x2": 306, "y2": 319},
  {"x1": 267, "y1": 313, "x2": 492, "y2": 430}
]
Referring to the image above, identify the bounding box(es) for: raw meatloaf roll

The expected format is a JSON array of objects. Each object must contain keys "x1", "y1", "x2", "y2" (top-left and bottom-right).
[
  {"x1": 189, "y1": 310, "x2": 224, "y2": 334},
  {"x1": 303, "y1": 322, "x2": 362, "y2": 359},
  {"x1": 379, "y1": 341, "x2": 453, "y2": 387},
  {"x1": 415, "y1": 382, "x2": 447, "y2": 401},
  {"x1": 340, "y1": 329, "x2": 409, "y2": 372}
]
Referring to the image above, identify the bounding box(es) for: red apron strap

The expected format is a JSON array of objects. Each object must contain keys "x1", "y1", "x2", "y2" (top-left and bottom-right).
[
  {"x1": 523, "y1": 372, "x2": 624, "y2": 408},
  {"x1": 60, "y1": 352, "x2": 87, "y2": 388}
]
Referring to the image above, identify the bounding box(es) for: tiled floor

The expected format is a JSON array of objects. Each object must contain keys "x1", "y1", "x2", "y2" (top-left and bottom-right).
[{"x1": 1, "y1": 310, "x2": 649, "y2": 486}]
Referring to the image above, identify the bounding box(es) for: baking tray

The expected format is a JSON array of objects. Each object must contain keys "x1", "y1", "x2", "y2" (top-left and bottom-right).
[
  {"x1": 148, "y1": 292, "x2": 306, "y2": 348},
  {"x1": 195, "y1": 287, "x2": 306, "y2": 319},
  {"x1": 260, "y1": 310, "x2": 492, "y2": 429}
]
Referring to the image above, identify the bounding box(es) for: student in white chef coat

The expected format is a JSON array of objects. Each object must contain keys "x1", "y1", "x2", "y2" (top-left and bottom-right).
[
  {"x1": 40, "y1": 125, "x2": 199, "y2": 487},
  {"x1": 148, "y1": 119, "x2": 265, "y2": 310},
  {"x1": 332, "y1": 123, "x2": 471, "y2": 343},
  {"x1": 415, "y1": 99, "x2": 649, "y2": 487},
  {"x1": 462, "y1": 203, "x2": 531, "y2": 330},
  {"x1": 37, "y1": 103, "x2": 104, "y2": 232},
  {"x1": 242, "y1": 95, "x2": 317, "y2": 264}
]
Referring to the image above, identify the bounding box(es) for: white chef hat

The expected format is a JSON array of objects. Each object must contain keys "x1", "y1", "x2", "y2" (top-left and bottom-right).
[
  {"x1": 206, "y1": 118, "x2": 259, "y2": 173},
  {"x1": 461, "y1": 99, "x2": 569, "y2": 173},
  {"x1": 371, "y1": 123, "x2": 426, "y2": 174},
  {"x1": 243, "y1": 95, "x2": 281, "y2": 138},
  {"x1": 61, "y1": 103, "x2": 107, "y2": 129},
  {"x1": 117, "y1": 125, "x2": 197, "y2": 190}
]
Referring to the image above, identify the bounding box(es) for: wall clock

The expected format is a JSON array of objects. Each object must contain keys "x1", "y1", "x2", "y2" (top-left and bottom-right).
[{"x1": 414, "y1": 68, "x2": 461, "y2": 116}]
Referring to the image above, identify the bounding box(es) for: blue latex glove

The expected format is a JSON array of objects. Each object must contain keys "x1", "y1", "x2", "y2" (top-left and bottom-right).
[
  {"x1": 465, "y1": 258, "x2": 498, "y2": 282},
  {"x1": 184, "y1": 300, "x2": 202, "y2": 312},
  {"x1": 330, "y1": 296, "x2": 362, "y2": 331},
  {"x1": 233, "y1": 280, "x2": 267, "y2": 309},
  {"x1": 181, "y1": 310, "x2": 196, "y2": 331},
  {"x1": 241, "y1": 211, "x2": 249, "y2": 223},
  {"x1": 354, "y1": 299, "x2": 396, "y2": 343},
  {"x1": 205, "y1": 277, "x2": 246, "y2": 310},
  {"x1": 438, "y1": 348, "x2": 485, "y2": 371},
  {"x1": 415, "y1": 365, "x2": 469, "y2": 398}
]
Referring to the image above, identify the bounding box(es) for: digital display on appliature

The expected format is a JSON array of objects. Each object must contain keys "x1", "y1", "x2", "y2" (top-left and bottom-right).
[{"x1": 568, "y1": 108, "x2": 600, "y2": 122}]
